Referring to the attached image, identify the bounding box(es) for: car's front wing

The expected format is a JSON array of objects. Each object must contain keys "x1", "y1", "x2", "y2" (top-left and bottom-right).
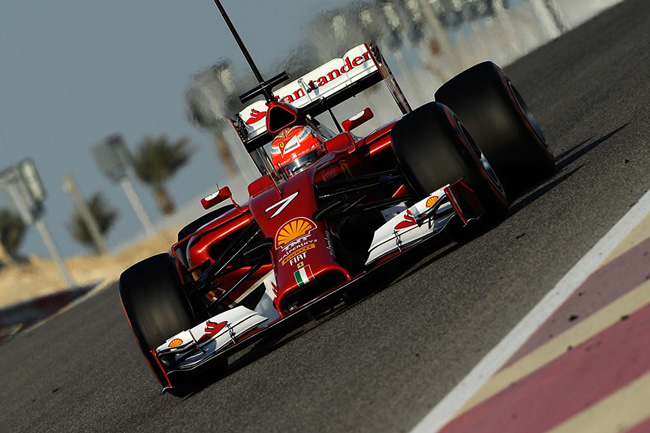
[{"x1": 152, "y1": 180, "x2": 485, "y2": 389}]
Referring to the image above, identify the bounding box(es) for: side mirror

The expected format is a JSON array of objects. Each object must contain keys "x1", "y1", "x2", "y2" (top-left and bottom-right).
[
  {"x1": 201, "y1": 186, "x2": 233, "y2": 210},
  {"x1": 342, "y1": 108, "x2": 374, "y2": 132}
]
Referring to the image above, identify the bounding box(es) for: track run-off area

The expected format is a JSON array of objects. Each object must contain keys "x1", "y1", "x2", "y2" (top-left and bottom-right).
[{"x1": 2, "y1": 1, "x2": 650, "y2": 432}]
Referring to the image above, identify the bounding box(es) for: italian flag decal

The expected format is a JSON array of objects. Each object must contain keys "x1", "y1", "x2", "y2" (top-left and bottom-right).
[{"x1": 294, "y1": 265, "x2": 314, "y2": 286}]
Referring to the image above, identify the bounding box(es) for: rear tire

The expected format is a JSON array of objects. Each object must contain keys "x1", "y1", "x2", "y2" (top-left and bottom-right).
[
  {"x1": 391, "y1": 102, "x2": 508, "y2": 228},
  {"x1": 119, "y1": 253, "x2": 195, "y2": 388},
  {"x1": 435, "y1": 62, "x2": 555, "y2": 196}
]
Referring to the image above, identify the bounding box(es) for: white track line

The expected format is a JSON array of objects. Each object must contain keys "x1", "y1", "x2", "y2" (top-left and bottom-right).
[{"x1": 409, "y1": 187, "x2": 650, "y2": 433}]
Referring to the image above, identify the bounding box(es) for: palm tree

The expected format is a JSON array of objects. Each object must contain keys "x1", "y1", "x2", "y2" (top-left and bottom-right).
[
  {"x1": 0, "y1": 208, "x2": 26, "y2": 265},
  {"x1": 68, "y1": 192, "x2": 118, "y2": 254},
  {"x1": 132, "y1": 135, "x2": 193, "y2": 215},
  {"x1": 186, "y1": 61, "x2": 240, "y2": 178}
]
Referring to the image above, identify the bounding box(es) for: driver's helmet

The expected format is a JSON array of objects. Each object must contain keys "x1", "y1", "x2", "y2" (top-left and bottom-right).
[{"x1": 270, "y1": 125, "x2": 325, "y2": 176}]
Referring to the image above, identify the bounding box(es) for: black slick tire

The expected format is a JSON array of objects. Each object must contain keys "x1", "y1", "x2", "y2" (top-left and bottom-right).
[
  {"x1": 391, "y1": 101, "x2": 508, "y2": 228},
  {"x1": 118, "y1": 253, "x2": 195, "y2": 388},
  {"x1": 435, "y1": 61, "x2": 555, "y2": 196}
]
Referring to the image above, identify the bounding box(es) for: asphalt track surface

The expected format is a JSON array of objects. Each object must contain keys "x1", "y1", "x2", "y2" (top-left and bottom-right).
[{"x1": 2, "y1": 1, "x2": 650, "y2": 432}]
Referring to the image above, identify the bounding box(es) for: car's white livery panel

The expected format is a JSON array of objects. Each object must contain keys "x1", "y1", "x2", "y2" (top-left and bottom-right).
[
  {"x1": 156, "y1": 306, "x2": 268, "y2": 370},
  {"x1": 238, "y1": 44, "x2": 378, "y2": 141},
  {"x1": 365, "y1": 186, "x2": 456, "y2": 264}
]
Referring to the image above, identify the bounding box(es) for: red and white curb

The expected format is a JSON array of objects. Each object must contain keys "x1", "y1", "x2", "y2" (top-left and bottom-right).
[
  {"x1": 0, "y1": 279, "x2": 110, "y2": 345},
  {"x1": 410, "y1": 187, "x2": 650, "y2": 433}
]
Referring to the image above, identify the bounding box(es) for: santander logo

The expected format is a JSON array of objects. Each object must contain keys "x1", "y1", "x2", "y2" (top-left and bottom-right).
[
  {"x1": 245, "y1": 50, "x2": 373, "y2": 125},
  {"x1": 246, "y1": 108, "x2": 267, "y2": 125},
  {"x1": 197, "y1": 320, "x2": 227, "y2": 343},
  {"x1": 394, "y1": 210, "x2": 417, "y2": 231}
]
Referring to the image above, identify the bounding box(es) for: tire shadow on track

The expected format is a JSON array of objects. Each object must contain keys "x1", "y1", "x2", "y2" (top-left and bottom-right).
[
  {"x1": 390, "y1": 239, "x2": 461, "y2": 285},
  {"x1": 508, "y1": 123, "x2": 628, "y2": 218},
  {"x1": 555, "y1": 124, "x2": 628, "y2": 171},
  {"x1": 507, "y1": 164, "x2": 583, "y2": 218}
]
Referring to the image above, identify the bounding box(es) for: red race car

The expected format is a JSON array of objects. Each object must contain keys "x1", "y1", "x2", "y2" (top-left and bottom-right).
[{"x1": 119, "y1": 1, "x2": 555, "y2": 393}]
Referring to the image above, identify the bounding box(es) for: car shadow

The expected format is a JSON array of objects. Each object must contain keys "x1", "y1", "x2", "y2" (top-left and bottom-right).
[
  {"x1": 173, "y1": 246, "x2": 448, "y2": 398},
  {"x1": 508, "y1": 123, "x2": 629, "y2": 216},
  {"x1": 391, "y1": 238, "x2": 461, "y2": 284},
  {"x1": 554, "y1": 123, "x2": 628, "y2": 171},
  {"x1": 507, "y1": 164, "x2": 583, "y2": 217}
]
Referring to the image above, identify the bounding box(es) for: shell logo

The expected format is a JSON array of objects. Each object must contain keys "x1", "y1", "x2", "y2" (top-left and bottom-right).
[
  {"x1": 426, "y1": 196, "x2": 439, "y2": 208},
  {"x1": 276, "y1": 217, "x2": 315, "y2": 248},
  {"x1": 168, "y1": 338, "x2": 183, "y2": 348}
]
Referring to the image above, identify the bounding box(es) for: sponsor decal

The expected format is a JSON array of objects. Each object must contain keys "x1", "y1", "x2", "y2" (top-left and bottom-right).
[
  {"x1": 278, "y1": 237, "x2": 318, "y2": 266},
  {"x1": 294, "y1": 265, "x2": 315, "y2": 286},
  {"x1": 245, "y1": 51, "x2": 373, "y2": 124},
  {"x1": 168, "y1": 338, "x2": 183, "y2": 348},
  {"x1": 282, "y1": 244, "x2": 316, "y2": 266},
  {"x1": 197, "y1": 320, "x2": 227, "y2": 343},
  {"x1": 246, "y1": 108, "x2": 266, "y2": 125},
  {"x1": 271, "y1": 281, "x2": 279, "y2": 296},
  {"x1": 426, "y1": 196, "x2": 439, "y2": 208},
  {"x1": 339, "y1": 160, "x2": 353, "y2": 177},
  {"x1": 324, "y1": 230, "x2": 335, "y2": 254},
  {"x1": 394, "y1": 209, "x2": 417, "y2": 231},
  {"x1": 272, "y1": 127, "x2": 291, "y2": 156},
  {"x1": 279, "y1": 53, "x2": 373, "y2": 105},
  {"x1": 275, "y1": 217, "x2": 319, "y2": 267},
  {"x1": 265, "y1": 191, "x2": 299, "y2": 219},
  {"x1": 282, "y1": 137, "x2": 300, "y2": 155},
  {"x1": 297, "y1": 128, "x2": 311, "y2": 141},
  {"x1": 276, "y1": 217, "x2": 316, "y2": 249}
]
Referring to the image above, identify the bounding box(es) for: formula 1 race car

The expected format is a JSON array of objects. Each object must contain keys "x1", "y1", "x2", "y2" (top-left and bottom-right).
[{"x1": 118, "y1": 1, "x2": 555, "y2": 392}]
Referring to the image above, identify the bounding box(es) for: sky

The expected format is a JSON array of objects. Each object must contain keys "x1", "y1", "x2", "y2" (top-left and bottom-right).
[{"x1": 0, "y1": 0, "x2": 356, "y2": 258}]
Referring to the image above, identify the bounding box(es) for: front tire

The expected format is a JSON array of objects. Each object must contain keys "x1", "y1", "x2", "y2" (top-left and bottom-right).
[
  {"x1": 391, "y1": 102, "x2": 508, "y2": 228},
  {"x1": 119, "y1": 253, "x2": 195, "y2": 388},
  {"x1": 435, "y1": 62, "x2": 555, "y2": 196}
]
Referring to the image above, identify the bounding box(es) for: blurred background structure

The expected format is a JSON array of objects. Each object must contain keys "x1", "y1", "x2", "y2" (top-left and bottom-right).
[
  {"x1": 0, "y1": 0, "x2": 622, "y2": 265},
  {"x1": 182, "y1": 0, "x2": 605, "y2": 197}
]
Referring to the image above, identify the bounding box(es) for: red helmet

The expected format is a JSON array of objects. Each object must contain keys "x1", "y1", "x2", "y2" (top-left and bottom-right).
[{"x1": 271, "y1": 125, "x2": 325, "y2": 176}]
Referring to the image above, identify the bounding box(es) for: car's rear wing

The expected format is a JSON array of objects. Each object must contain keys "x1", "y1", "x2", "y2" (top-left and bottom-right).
[{"x1": 230, "y1": 42, "x2": 411, "y2": 152}]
